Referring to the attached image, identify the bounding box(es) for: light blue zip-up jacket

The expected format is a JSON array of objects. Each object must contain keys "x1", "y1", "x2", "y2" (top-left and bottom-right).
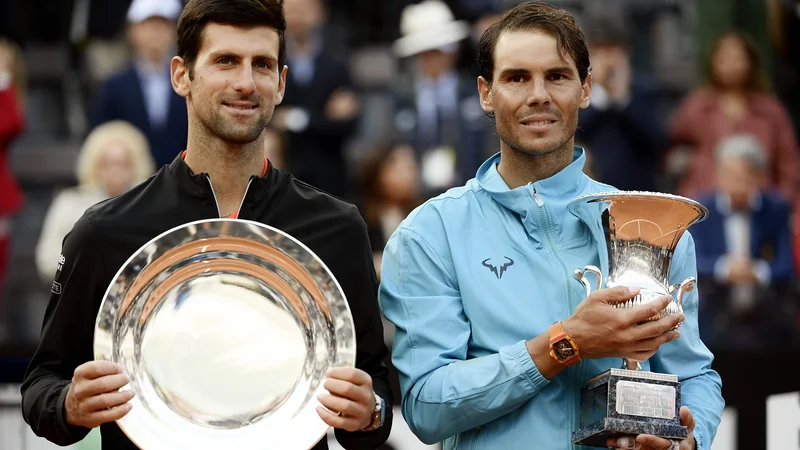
[{"x1": 378, "y1": 148, "x2": 724, "y2": 450}]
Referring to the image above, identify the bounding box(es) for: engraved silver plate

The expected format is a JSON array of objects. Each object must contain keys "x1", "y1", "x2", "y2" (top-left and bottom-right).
[
  {"x1": 615, "y1": 380, "x2": 676, "y2": 419},
  {"x1": 93, "y1": 218, "x2": 356, "y2": 449}
]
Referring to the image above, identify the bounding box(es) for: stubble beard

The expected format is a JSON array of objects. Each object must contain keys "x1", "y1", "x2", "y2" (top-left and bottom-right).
[
  {"x1": 202, "y1": 104, "x2": 274, "y2": 145},
  {"x1": 498, "y1": 114, "x2": 577, "y2": 160}
]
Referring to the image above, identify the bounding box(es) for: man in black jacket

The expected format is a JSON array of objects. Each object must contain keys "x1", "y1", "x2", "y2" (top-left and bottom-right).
[{"x1": 20, "y1": 1, "x2": 393, "y2": 449}]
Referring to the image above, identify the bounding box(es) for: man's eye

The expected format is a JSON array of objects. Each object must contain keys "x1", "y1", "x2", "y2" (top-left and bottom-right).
[
  {"x1": 255, "y1": 61, "x2": 270, "y2": 70},
  {"x1": 510, "y1": 75, "x2": 526, "y2": 83},
  {"x1": 218, "y1": 57, "x2": 232, "y2": 65},
  {"x1": 550, "y1": 73, "x2": 566, "y2": 81}
]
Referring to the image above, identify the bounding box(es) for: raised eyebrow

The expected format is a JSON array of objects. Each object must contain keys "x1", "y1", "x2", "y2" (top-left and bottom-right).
[
  {"x1": 208, "y1": 52, "x2": 277, "y2": 64},
  {"x1": 208, "y1": 51, "x2": 240, "y2": 61},
  {"x1": 253, "y1": 55, "x2": 278, "y2": 65},
  {"x1": 498, "y1": 68, "x2": 530, "y2": 78},
  {"x1": 547, "y1": 66, "x2": 577, "y2": 75}
]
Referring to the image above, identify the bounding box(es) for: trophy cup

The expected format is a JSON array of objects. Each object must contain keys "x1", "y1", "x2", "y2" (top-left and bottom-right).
[
  {"x1": 567, "y1": 192, "x2": 709, "y2": 448},
  {"x1": 93, "y1": 219, "x2": 356, "y2": 449}
]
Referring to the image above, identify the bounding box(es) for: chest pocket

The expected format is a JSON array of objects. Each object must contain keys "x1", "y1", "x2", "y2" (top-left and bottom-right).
[{"x1": 558, "y1": 226, "x2": 593, "y2": 254}]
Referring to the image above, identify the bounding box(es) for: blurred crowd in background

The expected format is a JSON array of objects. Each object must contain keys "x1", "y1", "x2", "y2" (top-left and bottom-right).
[{"x1": 1, "y1": 0, "x2": 800, "y2": 425}]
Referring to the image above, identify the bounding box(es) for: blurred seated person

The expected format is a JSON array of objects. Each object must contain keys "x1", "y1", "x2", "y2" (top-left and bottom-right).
[
  {"x1": 669, "y1": 31, "x2": 799, "y2": 201},
  {"x1": 691, "y1": 134, "x2": 796, "y2": 348},
  {"x1": 392, "y1": 0, "x2": 490, "y2": 198},
  {"x1": 576, "y1": 12, "x2": 666, "y2": 191},
  {"x1": 35, "y1": 121, "x2": 155, "y2": 281},
  {"x1": 358, "y1": 141, "x2": 421, "y2": 281},
  {"x1": 275, "y1": 0, "x2": 360, "y2": 199},
  {"x1": 91, "y1": 0, "x2": 187, "y2": 169}
]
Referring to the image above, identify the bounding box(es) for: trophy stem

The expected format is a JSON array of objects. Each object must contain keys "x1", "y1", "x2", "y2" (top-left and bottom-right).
[{"x1": 623, "y1": 359, "x2": 642, "y2": 371}]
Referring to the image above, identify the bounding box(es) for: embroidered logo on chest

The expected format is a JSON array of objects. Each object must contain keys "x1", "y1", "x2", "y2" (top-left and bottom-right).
[{"x1": 482, "y1": 257, "x2": 515, "y2": 280}]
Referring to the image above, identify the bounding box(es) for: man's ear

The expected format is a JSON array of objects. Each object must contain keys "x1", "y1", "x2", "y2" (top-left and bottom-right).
[
  {"x1": 275, "y1": 65, "x2": 288, "y2": 105},
  {"x1": 477, "y1": 76, "x2": 494, "y2": 114},
  {"x1": 580, "y1": 72, "x2": 592, "y2": 109},
  {"x1": 171, "y1": 56, "x2": 191, "y2": 98}
]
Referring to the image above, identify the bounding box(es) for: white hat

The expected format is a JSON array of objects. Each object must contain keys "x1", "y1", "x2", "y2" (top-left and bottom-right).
[
  {"x1": 127, "y1": 0, "x2": 183, "y2": 24},
  {"x1": 393, "y1": 0, "x2": 469, "y2": 58}
]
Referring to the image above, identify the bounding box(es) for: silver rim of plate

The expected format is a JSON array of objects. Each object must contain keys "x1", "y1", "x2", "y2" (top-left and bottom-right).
[{"x1": 93, "y1": 218, "x2": 356, "y2": 449}]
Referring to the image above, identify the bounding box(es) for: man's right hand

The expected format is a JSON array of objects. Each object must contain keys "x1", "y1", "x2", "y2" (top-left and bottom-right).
[
  {"x1": 563, "y1": 286, "x2": 684, "y2": 363},
  {"x1": 65, "y1": 361, "x2": 135, "y2": 428}
]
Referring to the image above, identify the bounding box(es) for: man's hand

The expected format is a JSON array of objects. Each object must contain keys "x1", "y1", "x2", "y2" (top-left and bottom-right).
[
  {"x1": 608, "y1": 406, "x2": 696, "y2": 449},
  {"x1": 563, "y1": 286, "x2": 684, "y2": 362},
  {"x1": 316, "y1": 367, "x2": 376, "y2": 432},
  {"x1": 0, "y1": 41, "x2": 12, "y2": 74},
  {"x1": 65, "y1": 361, "x2": 135, "y2": 428}
]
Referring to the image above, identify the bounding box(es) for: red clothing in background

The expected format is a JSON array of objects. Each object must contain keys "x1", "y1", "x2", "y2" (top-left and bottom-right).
[
  {"x1": 0, "y1": 82, "x2": 24, "y2": 300},
  {"x1": 670, "y1": 88, "x2": 800, "y2": 201},
  {"x1": 0, "y1": 83, "x2": 24, "y2": 216}
]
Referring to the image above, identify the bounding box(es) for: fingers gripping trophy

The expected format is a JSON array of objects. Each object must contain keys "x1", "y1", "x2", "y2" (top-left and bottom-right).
[{"x1": 566, "y1": 191, "x2": 709, "y2": 448}]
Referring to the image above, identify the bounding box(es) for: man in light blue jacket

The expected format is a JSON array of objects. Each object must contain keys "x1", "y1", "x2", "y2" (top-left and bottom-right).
[{"x1": 378, "y1": 2, "x2": 724, "y2": 450}]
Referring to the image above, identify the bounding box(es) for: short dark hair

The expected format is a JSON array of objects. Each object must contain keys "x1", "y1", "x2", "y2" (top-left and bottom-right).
[
  {"x1": 477, "y1": 1, "x2": 590, "y2": 84},
  {"x1": 177, "y1": 0, "x2": 286, "y2": 79}
]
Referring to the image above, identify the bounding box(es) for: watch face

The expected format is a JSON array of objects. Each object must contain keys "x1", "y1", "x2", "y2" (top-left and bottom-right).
[{"x1": 553, "y1": 338, "x2": 575, "y2": 361}]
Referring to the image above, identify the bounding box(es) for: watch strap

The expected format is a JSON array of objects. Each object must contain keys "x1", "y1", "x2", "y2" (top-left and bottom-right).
[
  {"x1": 359, "y1": 393, "x2": 383, "y2": 432},
  {"x1": 548, "y1": 321, "x2": 581, "y2": 366}
]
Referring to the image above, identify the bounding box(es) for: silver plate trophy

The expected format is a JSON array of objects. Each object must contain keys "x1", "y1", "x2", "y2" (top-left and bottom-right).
[
  {"x1": 567, "y1": 191, "x2": 708, "y2": 448},
  {"x1": 93, "y1": 219, "x2": 356, "y2": 449}
]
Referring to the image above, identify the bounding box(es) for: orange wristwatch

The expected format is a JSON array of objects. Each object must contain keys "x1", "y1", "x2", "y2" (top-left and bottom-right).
[{"x1": 548, "y1": 321, "x2": 581, "y2": 366}]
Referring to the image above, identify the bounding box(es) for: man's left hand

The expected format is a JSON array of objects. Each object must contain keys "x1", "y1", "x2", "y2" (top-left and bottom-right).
[
  {"x1": 316, "y1": 367, "x2": 376, "y2": 432},
  {"x1": 608, "y1": 406, "x2": 696, "y2": 449}
]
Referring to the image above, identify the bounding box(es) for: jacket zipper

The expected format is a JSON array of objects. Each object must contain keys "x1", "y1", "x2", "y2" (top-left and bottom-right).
[
  {"x1": 529, "y1": 184, "x2": 579, "y2": 450},
  {"x1": 205, "y1": 175, "x2": 254, "y2": 218}
]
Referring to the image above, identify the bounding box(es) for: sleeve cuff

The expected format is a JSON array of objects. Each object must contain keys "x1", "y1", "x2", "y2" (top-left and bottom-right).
[
  {"x1": 692, "y1": 426, "x2": 705, "y2": 450},
  {"x1": 56, "y1": 382, "x2": 89, "y2": 437},
  {"x1": 510, "y1": 340, "x2": 550, "y2": 392},
  {"x1": 752, "y1": 259, "x2": 771, "y2": 285},
  {"x1": 713, "y1": 256, "x2": 731, "y2": 283}
]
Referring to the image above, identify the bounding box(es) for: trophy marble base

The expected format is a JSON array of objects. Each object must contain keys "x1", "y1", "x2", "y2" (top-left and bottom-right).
[{"x1": 572, "y1": 368, "x2": 688, "y2": 448}]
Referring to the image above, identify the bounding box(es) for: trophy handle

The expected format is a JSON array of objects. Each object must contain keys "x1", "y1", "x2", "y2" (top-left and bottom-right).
[
  {"x1": 676, "y1": 277, "x2": 696, "y2": 306},
  {"x1": 574, "y1": 265, "x2": 602, "y2": 297}
]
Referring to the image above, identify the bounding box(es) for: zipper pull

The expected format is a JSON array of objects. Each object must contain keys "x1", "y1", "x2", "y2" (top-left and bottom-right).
[{"x1": 530, "y1": 185, "x2": 544, "y2": 206}]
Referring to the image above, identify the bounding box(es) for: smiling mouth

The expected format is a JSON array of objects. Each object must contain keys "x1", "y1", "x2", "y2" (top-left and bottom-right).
[
  {"x1": 223, "y1": 103, "x2": 258, "y2": 111},
  {"x1": 521, "y1": 120, "x2": 556, "y2": 126}
]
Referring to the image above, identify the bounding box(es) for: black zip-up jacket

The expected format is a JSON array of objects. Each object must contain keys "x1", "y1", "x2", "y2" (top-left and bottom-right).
[{"x1": 20, "y1": 156, "x2": 393, "y2": 449}]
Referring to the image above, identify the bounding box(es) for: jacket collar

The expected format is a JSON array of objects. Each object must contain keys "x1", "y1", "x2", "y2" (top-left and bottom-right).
[
  {"x1": 166, "y1": 153, "x2": 278, "y2": 205},
  {"x1": 476, "y1": 146, "x2": 589, "y2": 218}
]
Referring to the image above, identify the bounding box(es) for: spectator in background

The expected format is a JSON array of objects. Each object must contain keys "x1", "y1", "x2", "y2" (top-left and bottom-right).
[
  {"x1": 392, "y1": 0, "x2": 490, "y2": 198},
  {"x1": 670, "y1": 31, "x2": 800, "y2": 201},
  {"x1": 35, "y1": 121, "x2": 154, "y2": 282},
  {"x1": 576, "y1": 12, "x2": 666, "y2": 192},
  {"x1": 0, "y1": 38, "x2": 25, "y2": 310},
  {"x1": 91, "y1": 0, "x2": 187, "y2": 169},
  {"x1": 359, "y1": 141, "x2": 421, "y2": 280},
  {"x1": 274, "y1": 0, "x2": 360, "y2": 199},
  {"x1": 691, "y1": 134, "x2": 796, "y2": 348}
]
